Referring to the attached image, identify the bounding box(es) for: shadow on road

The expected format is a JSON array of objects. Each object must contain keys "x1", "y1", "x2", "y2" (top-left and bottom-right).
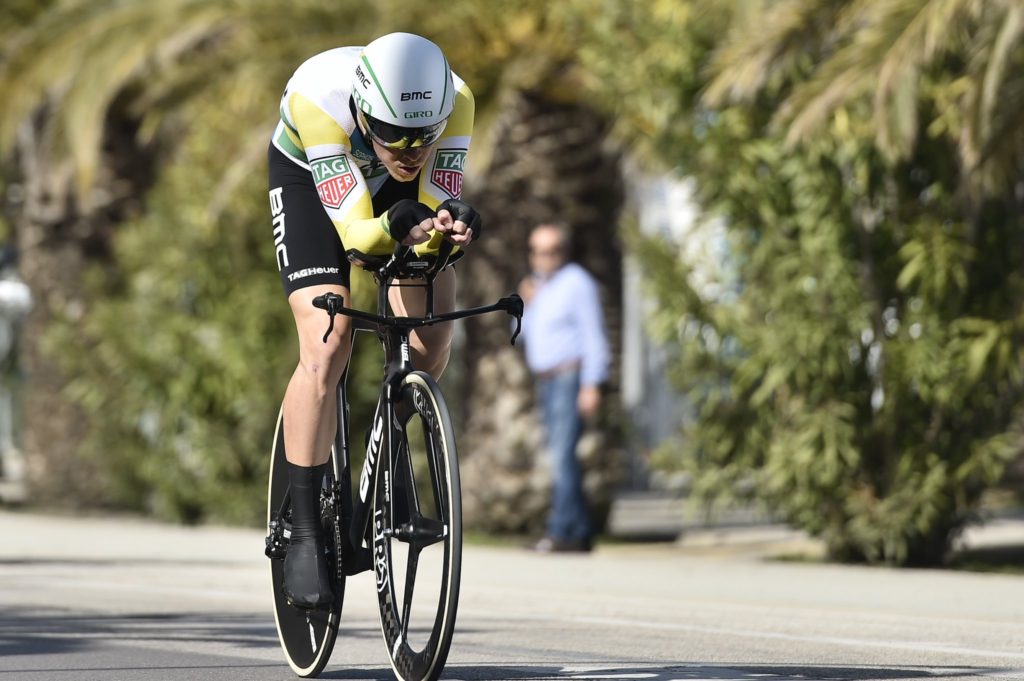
[
  {"x1": 0, "y1": 607, "x2": 374, "y2": 657},
  {"x1": 2, "y1": 610, "x2": 1018, "y2": 681},
  {"x1": 0, "y1": 608, "x2": 276, "y2": 659},
  {"x1": 317, "y1": 664, "x2": 1020, "y2": 681}
]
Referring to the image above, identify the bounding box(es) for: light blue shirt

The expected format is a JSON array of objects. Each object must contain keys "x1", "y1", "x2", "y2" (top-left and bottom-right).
[{"x1": 521, "y1": 262, "x2": 610, "y2": 386}]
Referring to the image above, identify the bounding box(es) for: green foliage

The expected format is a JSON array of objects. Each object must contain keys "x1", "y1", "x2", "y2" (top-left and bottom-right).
[
  {"x1": 587, "y1": 1, "x2": 1024, "y2": 565},
  {"x1": 0, "y1": 0, "x2": 55, "y2": 36},
  {"x1": 0, "y1": 0, "x2": 385, "y2": 195},
  {"x1": 42, "y1": 87, "x2": 275, "y2": 522}
]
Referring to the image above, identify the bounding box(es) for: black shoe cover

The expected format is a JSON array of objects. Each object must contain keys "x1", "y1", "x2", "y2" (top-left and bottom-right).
[
  {"x1": 283, "y1": 537, "x2": 334, "y2": 609},
  {"x1": 283, "y1": 460, "x2": 333, "y2": 609}
]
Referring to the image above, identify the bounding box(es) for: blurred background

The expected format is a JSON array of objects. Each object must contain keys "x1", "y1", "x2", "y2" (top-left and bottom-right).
[{"x1": 0, "y1": 0, "x2": 1022, "y2": 569}]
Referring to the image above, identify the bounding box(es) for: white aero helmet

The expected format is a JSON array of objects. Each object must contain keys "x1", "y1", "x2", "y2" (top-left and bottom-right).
[{"x1": 352, "y1": 32, "x2": 455, "y2": 149}]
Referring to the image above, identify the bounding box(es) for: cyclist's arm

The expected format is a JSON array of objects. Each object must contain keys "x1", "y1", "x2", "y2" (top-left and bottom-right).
[
  {"x1": 286, "y1": 91, "x2": 394, "y2": 255},
  {"x1": 417, "y1": 82, "x2": 474, "y2": 209},
  {"x1": 412, "y1": 81, "x2": 475, "y2": 254}
]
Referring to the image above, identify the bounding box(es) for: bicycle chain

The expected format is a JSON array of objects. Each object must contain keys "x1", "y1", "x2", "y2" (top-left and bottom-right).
[{"x1": 320, "y1": 486, "x2": 344, "y2": 593}]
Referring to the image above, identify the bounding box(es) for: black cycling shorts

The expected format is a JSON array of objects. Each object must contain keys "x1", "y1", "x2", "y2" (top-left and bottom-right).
[{"x1": 267, "y1": 143, "x2": 417, "y2": 297}]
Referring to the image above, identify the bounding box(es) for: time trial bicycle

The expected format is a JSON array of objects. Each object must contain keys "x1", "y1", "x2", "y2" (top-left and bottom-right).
[{"x1": 266, "y1": 241, "x2": 522, "y2": 680}]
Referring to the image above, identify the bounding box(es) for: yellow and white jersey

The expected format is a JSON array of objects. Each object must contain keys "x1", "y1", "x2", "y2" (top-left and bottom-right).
[{"x1": 270, "y1": 46, "x2": 474, "y2": 258}]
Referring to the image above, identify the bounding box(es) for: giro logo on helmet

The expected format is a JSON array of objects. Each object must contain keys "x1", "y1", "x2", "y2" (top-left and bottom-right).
[
  {"x1": 353, "y1": 89, "x2": 372, "y2": 115},
  {"x1": 404, "y1": 110, "x2": 433, "y2": 119}
]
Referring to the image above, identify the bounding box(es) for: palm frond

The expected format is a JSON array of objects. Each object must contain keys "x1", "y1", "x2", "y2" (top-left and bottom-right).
[
  {"x1": 0, "y1": 1, "x2": 237, "y2": 186},
  {"x1": 704, "y1": 0, "x2": 842, "y2": 106},
  {"x1": 979, "y1": 3, "x2": 1024, "y2": 139},
  {"x1": 872, "y1": 0, "x2": 982, "y2": 157},
  {"x1": 776, "y1": 36, "x2": 876, "y2": 146},
  {"x1": 0, "y1": 0, "x2": 377, "y2": 198}
]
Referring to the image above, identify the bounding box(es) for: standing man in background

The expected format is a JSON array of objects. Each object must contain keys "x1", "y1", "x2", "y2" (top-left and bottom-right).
[{"x1": 519, "y1": 223, "x2": 610, "y2": 553}]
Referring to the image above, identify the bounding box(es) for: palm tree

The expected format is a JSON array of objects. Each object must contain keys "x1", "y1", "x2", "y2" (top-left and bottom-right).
[
  {"x1": 0, "y1": 0, "x2": 385, "y2": 504},
  {"x1": 455, "y1": 89, "x2": 625, "y2": 535},
  {"x1": 602, "y1": 0, "x2": 1024, "y2": 565},
  {"x1": 704, "y1": 0, "x2": 1024, "y2": 200},
  {"x1": 402, "y1": 2, "x2": 628, "y2": 534}
]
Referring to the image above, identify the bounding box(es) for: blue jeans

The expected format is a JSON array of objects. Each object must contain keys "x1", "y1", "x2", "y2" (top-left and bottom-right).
[{"x1": 537, "y1": 369, "x2": 591, "y2": 543}]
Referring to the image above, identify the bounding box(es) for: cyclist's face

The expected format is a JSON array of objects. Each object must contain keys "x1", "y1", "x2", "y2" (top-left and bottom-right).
[{"x1": 372, "y1": 140, "x2": 434, "y2": 182}]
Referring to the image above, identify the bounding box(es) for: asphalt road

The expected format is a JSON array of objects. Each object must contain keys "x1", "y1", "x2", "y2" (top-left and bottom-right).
[{"x1": 1, "y1": 511, "x2": 1023, "y2": 681}]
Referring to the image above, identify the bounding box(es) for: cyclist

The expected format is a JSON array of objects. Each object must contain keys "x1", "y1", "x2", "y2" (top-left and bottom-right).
[{"x1": 268, "y1": 32, "x2": 480, "y2": 609}]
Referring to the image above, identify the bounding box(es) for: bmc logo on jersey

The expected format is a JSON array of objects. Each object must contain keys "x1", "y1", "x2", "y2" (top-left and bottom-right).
[
  {"x1": 311, "y1": 155, "x2": 357, "y2": 209},
  {"x1": 430, "y1": 150, "x2": 465, "y2": 198}
]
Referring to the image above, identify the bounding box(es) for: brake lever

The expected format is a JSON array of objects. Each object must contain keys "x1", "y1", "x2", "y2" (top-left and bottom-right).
[
  {"x1": 314, "y1": 293, "x2": 343, "y2": 343},
  {"x1": 501, "y1": 294, "x2": 524, "y2": 346}
]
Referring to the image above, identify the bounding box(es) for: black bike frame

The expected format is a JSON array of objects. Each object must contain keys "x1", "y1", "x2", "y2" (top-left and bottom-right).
[{"x1": 314, "y1": 245, "x2": 522, "y2": 577}]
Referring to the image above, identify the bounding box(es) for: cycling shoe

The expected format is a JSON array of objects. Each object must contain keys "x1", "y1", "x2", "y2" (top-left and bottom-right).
[{"x1": 283, "y1": 537, "x2": 334, "y2": 609}]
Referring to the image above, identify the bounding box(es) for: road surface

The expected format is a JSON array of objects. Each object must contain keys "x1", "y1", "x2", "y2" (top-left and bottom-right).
[{"x1": 1, "y1": 510, "x2": 1022, "y2": 681}]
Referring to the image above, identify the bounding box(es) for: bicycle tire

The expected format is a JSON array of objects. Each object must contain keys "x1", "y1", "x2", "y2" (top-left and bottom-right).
[
  {"x1": 373, "y1": 371, "x2": 462, "y2": 681},
  {"x1": 267, "y1": 405, "x2": 345, "y2": 678}
]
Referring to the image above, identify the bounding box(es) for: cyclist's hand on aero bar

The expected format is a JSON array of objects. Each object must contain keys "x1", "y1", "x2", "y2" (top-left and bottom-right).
[
  {"x1": 435, "y1": 199, "x2": 481, "y2": 247},
  {"x1": 385, "y1": 199, "x2": 436, "y2": 246}
]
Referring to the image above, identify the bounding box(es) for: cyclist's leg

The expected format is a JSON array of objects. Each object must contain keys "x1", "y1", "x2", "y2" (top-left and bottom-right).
[
  {"x1": 269, "y1": 142, "x2": 351, "y2": 608},
  {"x1": 388, "y1": 266, "x2": 455, "y2": 378},
  {"x1": 283, "y1": 285, "x2": 353, "y2": 468},
  {"x1": 280, "y1": 285, "x2": 352, "y2": 608}
]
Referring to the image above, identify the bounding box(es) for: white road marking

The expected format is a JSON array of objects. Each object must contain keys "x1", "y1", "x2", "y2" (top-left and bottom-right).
[
  {"x1": 565, "y1": 614, "x2": 1024, "y2": 662},
  {"x1": 569, "y1": 671, "x2": 655, "y2": 675}
]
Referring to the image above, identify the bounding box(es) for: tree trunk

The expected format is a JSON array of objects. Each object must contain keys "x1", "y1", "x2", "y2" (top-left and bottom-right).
[
  {"x1": 7, "y1": 110, "x2": 154, "y2": 507},
  {"x1": 457, "y1": 89, "x2": 626, "y2": 535}
]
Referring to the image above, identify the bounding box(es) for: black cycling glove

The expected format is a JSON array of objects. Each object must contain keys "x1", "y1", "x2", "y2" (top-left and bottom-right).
[
  {"x1": 438, "y1": 198, "x2": 483, "y2": 240},
  {"x1": 384, "y1": 199, "x2": 435, "y2": 243}
]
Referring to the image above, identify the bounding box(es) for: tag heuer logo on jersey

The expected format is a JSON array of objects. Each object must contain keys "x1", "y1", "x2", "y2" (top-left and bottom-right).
[
  {"x1": 311, "y1": 155, "x2": 357, "y2": 209},
  {"x1": 430, "y1": 150, "x2": 465, "y2": 198}
]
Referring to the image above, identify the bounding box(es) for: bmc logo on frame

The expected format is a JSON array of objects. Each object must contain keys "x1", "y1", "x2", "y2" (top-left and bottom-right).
[
  {"x1": 430, "y1": 150, "x2": 465, "y2": 198},
  {"x1": 311, "y1": 155, "x2": 357, "y2": 209}
]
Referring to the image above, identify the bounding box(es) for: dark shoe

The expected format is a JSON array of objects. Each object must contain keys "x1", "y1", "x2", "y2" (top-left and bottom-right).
[
  {"x1": 527, "y1": 536, "x2": 592, "y2": 554},
  {"x1": 283, "y1": 538, "x2": 334, "y2": 609}
]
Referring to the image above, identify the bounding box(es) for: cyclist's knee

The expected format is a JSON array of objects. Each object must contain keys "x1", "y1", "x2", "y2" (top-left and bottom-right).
[
  {"x1": 297, "y1": 322, "x2": 351, "y2": 388},
  {"x1": 422, "y1": 352, "x2": 451, "y2": 378},
  {"x1": 410, "y1": 328, "x2": 451, "y2": 378},
  {"x1": 289, "y1": 285, "x2": 353, "y2": 393},
  {"x1": 412, "y1": 321, "x2": 452, "y2": 356}
]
